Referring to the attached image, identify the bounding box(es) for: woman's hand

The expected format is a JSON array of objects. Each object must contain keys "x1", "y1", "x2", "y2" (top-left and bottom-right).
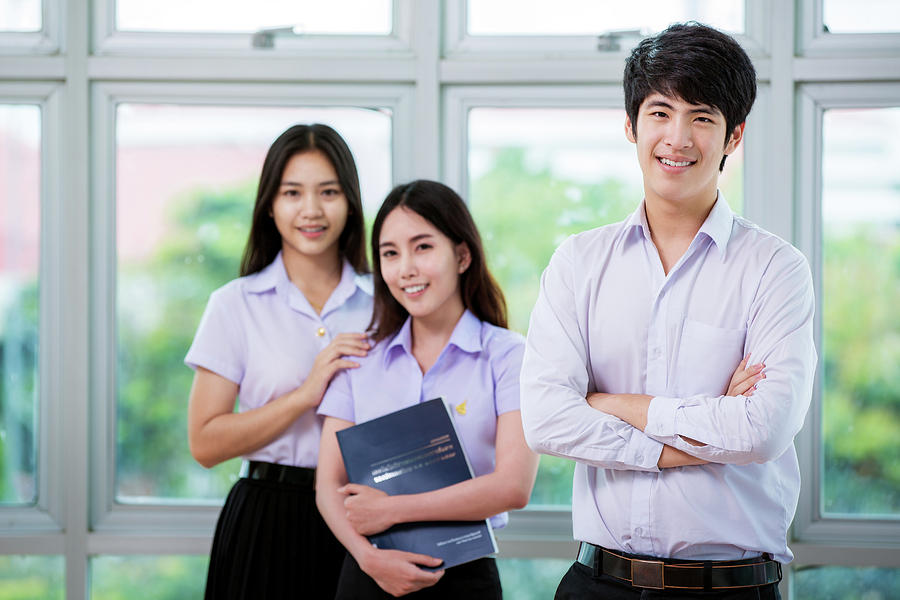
[
  {"x1": 340, "y1": 483, "x2": 395, "y2": 536},
  {"x1": 297, "y1": 333, "x2": 370, "y2": 409},
  {"x1": 725, "y1": 355, "x2": 765, "y2": 397},
  {"x1": 358, "y1": 546, "x2": 444, "y2": 597}
]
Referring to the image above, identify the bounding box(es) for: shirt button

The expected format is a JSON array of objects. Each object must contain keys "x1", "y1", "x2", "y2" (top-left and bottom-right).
[{"x1": 316, "y1": 327, "x2": 326, "y2": 337}]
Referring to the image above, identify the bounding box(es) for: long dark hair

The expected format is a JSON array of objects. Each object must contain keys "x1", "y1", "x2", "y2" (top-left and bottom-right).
[
  {"x1": 368, "y1": 180, "x2": 507, "y2": 342},
  {"x1": 240, "y1": 124, "x2": 369, "y2": 276}
]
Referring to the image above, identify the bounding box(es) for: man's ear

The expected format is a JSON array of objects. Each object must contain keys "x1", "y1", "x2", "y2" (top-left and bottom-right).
[
  {"x1": 455, "y1": 242, "x2": 472, "y2": 274},
  {"x1": 625, "y1": 115, "x2": 637, "y2": 144},
  {"x1": 724, "y1": 122, "x2": 746, "y2": 155}
]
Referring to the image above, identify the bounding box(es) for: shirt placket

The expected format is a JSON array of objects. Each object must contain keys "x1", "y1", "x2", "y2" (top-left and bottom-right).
[{"x1": 631, "y1": 279, "x2": 669, "y2": 554}]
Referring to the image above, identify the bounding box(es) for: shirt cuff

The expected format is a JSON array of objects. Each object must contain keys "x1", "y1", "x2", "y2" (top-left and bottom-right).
[
  {"x1": 628, "y1": 432, "x2": 664, "y2": 471},
  {"x1": 646, "y1": 396, "x2": 680, "y2": 438}
]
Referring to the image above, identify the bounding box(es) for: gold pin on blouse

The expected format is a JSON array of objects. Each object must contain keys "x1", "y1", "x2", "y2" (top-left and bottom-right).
[
  {"x1": 316, "y1": 327, "x2": 326, "y2": 337},
  {"x1": 455, "y1": 400, "x2": 467, "y2": 416}
]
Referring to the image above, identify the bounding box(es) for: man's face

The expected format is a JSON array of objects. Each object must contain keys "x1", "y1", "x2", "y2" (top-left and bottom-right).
[{"x1": 625, "y1": 92, "x2": 744, "y2": 211}]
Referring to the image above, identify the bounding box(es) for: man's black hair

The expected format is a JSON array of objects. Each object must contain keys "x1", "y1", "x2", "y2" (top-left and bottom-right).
[{"x1": 624, "y1": 22, "x2": 756, "y2": 171}]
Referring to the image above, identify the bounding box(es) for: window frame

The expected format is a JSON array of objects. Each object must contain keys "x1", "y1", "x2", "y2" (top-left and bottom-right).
[
  {"x1": 0, "y1": 0, "x2": 61, "y2": 55},
  {"x1": 799, "y1": 0, "x2": 900, "y2": 57},
  {"x1": 89, "y1": 80, "x2": 414, "y2": 535},
  {"x1": 793, "y1": 81, "x2": 900, "y2": 547},
  {"x1": 0, "y1": 82, "x2": 63, "y2": 540},
  {"x1": 92, "y1": 0, "x2": 412, "y2": 56},
  {"x1": 444, "y1": 0, "x2": 770, "y2": 60}
]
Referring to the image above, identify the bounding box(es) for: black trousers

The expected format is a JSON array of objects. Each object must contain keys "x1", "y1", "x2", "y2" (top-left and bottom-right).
[
  {"x1": 204, "y1": 476, "x2": 345, "y2": 600},
  {"x1": 335, "y1": 553, "x2": 502, "y2": 599},
  {"x1": 555, "y1": 561, "x2": 781, "y2": 600}
]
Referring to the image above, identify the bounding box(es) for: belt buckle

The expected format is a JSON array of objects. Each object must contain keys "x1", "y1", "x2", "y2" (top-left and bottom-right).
[{"x1": 631, "y1": 558, "x2": 665, "y2": 590}]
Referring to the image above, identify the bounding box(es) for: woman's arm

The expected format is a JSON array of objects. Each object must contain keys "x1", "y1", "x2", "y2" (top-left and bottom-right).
[
  {"x1": 188, "y1": 333, "x2": 369, "y2": 468},
  {"x1": 315, "y1": 416, "x2": 444, "y2": 597},
  {"x1": 341, "y1": 410, "x2": 539, "y2": 536}
]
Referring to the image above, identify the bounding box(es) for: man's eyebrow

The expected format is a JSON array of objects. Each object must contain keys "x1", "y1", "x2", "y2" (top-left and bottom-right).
[
  {"x1": 646, "y1": 100, "x2": 717, "y2": 115},
  {"x1": 646, "y1": 100, "x2": 674, "y2": 110}
]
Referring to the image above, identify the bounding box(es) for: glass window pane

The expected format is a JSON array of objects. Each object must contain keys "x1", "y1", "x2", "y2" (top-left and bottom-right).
[
  {"x1": 498, "y1": 557, "x2": 571, "y2": 598},
  {"x1": 824, "y1": 1, "x2": 900, "y2": 34},
  {"x1": 821, "y1": 107, "x2": 900, "y2": 518},
  {"x1": 91, "y1": 556, "x2": 208, "y2": 599},
  {"x1": 0, "y1": 0, "x2": 41, "y2": 32},
  {"x1": 0, "y1": 555, "x2": 63, "y2": 599},
  {"x1": 0, "y1": 103, "x2": 40, "y2": 506},
  {"x1": 468, "y1": 106, "x2": 743, "y2": 507},
  {"x1": 793, "y1": 566, "x2": 900, "y2": 599},
  {"x1": 115, "y1": 104, "x2": 391, "y2": 503},
  {"x1": 116, "y1": 0, "x2": 392, "y2": 34},
  {"x1": 468, "y1": 0, "x2": 744, "y2": 36}
]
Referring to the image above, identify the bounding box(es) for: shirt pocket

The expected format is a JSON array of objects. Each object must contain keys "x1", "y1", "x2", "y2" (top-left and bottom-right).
[{"x1": 675, "y1": 319, "x2": 746, "y2": 397}]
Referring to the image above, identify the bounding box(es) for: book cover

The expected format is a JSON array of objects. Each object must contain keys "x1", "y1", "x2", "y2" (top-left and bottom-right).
[{"x1": 336, "y1": 397, "x2": 498, "y2": 570}]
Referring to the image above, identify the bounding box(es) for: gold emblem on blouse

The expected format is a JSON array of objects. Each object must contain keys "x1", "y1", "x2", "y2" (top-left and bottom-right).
[
  {"x1": 316, "y1": 327, "x2": 326, "y2": 337},
  {"x1": 455, "y1": 400, "x2": 467, "y2": 416}
]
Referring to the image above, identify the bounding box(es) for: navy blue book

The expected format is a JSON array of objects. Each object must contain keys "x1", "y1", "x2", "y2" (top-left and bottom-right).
[{"x1": 336, "y1": 397, "x2": 498, "y2": 570}]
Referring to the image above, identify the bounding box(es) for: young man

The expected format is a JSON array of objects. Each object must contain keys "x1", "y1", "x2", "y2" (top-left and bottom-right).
[{"x1": 520, "y1": 23, "x2": 817, "y2": 599}]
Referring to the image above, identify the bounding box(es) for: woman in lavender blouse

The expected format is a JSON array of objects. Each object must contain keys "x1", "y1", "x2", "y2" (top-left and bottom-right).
[
  {"x1": 316, "y1": 180, "x2": 540, "y2": 598},
  {"x1": 185, "y1": 124, "x2": 373, "y2": 599}
]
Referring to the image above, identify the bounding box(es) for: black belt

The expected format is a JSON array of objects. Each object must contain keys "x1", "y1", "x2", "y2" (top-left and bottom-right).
[
  {"x1": 576, "y1": 542, "x2": 781, "y2": 591},
  {"x1": 246, "y1": 461, "x2": 316, "y2": 487}
]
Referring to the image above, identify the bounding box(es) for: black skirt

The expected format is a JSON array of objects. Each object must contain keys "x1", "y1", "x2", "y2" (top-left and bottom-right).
[
  {"x1": 334, "y1": 553, "x2": 502, "y2": 599},
  {"x1": 204, "y1": 474, "x2": 345, "y2": 599}
]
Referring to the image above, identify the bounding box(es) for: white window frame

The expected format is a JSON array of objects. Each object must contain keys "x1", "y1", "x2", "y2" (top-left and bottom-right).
[
  {"x1": 793, "y1": 82, "x2": 900, "y2": 553},
  {"x1": 799, "y1": 0, "x2": 900, "y2": 57},
  {"x1": 92, "y1": 0, "x2": 413, "y2": 56},
  {"x1": 444, "y1": 0, "x2": 770, "y2": 60},
  {"x1": 0, "y1": 0, "x2": 61, "y2": 55},
  {"x1": 89, "y1": 81, "x2": 414, "y2": 541},
  {"x1": 0, "y1": 82, "x2": 63, "y2": 549}
]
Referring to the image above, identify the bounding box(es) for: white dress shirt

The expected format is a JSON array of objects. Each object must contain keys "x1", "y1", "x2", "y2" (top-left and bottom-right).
[{"x1": 520, "y1": 195, "x2": 816, "y2": 563}]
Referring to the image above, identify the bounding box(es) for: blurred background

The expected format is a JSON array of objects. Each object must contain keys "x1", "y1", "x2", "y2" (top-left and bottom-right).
[{"x1": 1, "y1": 1, "x2": 898, "y2": 598}]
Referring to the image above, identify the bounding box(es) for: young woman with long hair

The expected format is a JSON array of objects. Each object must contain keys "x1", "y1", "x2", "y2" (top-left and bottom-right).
[
  {"x1": 185, "y1": 124, "x2": 372, "y2": 599},
  {"x1": 316, "y1": 180, "x2": 539, "y2": 598}
]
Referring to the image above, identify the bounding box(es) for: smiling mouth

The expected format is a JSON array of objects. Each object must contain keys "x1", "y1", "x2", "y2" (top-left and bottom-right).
[
  {"x1": 299, "y1": 226, "x2": 326, "y2": 233},
  {"x1": 658, "y1": 157, "x2": 695, "y2": 167},
  {"x1": 403, "y1": 284, "x2": 427, "y2": 295}
]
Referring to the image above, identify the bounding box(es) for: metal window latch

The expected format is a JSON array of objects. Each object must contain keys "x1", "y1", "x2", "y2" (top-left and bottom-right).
[
  {"x1": 596, "y1": 29, "x2": 644, "y2": 52},
  {"x1": 251, "y1": 26, "x2": 299, "y2": 49}
]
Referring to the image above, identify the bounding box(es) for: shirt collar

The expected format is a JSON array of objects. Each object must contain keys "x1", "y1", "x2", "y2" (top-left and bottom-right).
[
  {"x1": 696, "y1": 192, "x2": 735, "y2": 258},
  {"x1": 620, "y1": 201, "x2": 654, "y2": 251},
  {"x1": 245, "y1": 251, "x2": 287, "y2": 294},
  {"x1": 382, "y1": 309, "x2": 483, "y2": 368},
  {"x1": 620, "y1": 192, "x2": 734, "y2": 258},
  {"x1": 245, "y1": 251, "x2": 372, "y2": 300}
]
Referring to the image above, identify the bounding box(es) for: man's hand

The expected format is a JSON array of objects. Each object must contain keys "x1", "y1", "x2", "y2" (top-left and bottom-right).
[{"x1": 726, "y1": 355, "x2": 765, "y2": 397}]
